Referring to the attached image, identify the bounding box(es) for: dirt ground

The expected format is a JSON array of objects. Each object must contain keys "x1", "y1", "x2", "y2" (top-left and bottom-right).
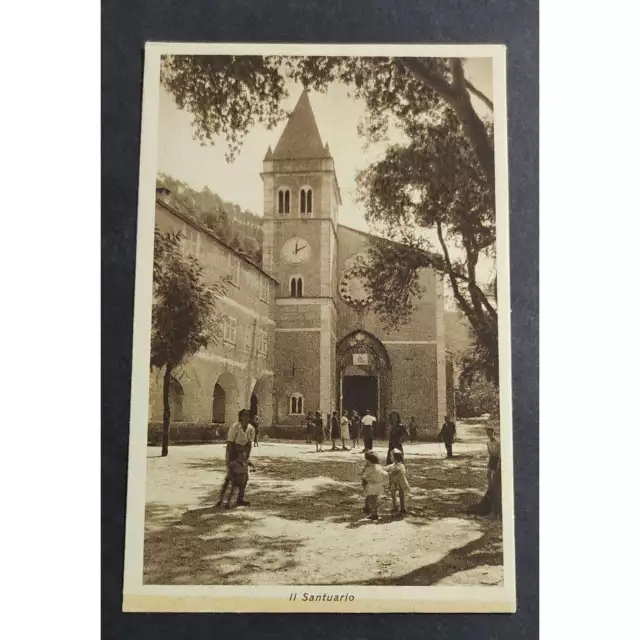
[{"x1": 143, "y1": 420, "x2": 503, "y2": 586}]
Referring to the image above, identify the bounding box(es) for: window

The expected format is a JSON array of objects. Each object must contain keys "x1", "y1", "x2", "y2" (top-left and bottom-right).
[
  {"x1": 223, "y1": 316, "x2": 237, "y2": 345},
  {"x1": 259, "y1": 276, "x2": 269, "y2": 302},
  {"x1": 257, "y1": 329, "x2": 268, "y2": 356},
  {"x1": 227, "y1": 252, "x2": 240, "y2": 287},
  {"x1": 290, "y1": 276, "x2": 303, "y2": 298},
  {"x1": 299, "y1": 188, "x2": 313, "y2": 215},
  {"x1": 278, "y1": 188, "x2": 290, "y2": 214},
  {"x1": 289, "y1": 393, "x2": 304, "y2": 415}
]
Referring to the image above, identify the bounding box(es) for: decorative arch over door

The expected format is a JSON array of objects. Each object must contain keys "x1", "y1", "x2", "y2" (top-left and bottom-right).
[{"x1": 336, "y1": 330, "x2": 391, "y2": 435}]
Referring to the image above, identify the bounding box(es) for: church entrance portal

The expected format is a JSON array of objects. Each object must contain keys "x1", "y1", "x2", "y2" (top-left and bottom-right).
[
  {"x1": 337, "y1": 331, "x2": 391, "y2": 437},
  {"x1": 342, "y1": 375, "x2": 377, "y2": 420}
]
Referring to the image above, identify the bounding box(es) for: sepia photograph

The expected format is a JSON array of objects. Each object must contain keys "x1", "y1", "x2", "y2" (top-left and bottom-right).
[{"x1": 123, "y1": 42, "x2": 514, "y2": 613}]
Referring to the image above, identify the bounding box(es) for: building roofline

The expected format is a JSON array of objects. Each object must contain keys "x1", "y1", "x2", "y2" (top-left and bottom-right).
[
  {"x1": 337, "y1": 223, "x2": 433, "y2": 258},
  {"x1": 156, "y1": 197, "x2": 278, "y2": 283}
]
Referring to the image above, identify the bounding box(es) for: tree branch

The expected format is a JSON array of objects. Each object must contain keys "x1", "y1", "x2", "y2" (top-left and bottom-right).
[
  {"x1": 395, "y1": 57, "x2": 457, "y2": 103},
  {"x1": 465, "y1": 79, "x2": 494, "y2": 111}
]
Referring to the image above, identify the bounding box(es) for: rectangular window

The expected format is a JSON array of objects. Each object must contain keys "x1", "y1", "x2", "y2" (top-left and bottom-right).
[
  {"x1": 223, "y1": 316, "x2": 237, "y2": 345},
  {"x1": 257, "y1": 329, "x2": 268, "y2": 356},
  {"x1": 259, "y1": 276, "x2": 269, "y2": 302}
]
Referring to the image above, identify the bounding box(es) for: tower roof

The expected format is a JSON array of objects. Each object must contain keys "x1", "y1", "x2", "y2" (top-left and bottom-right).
[{"x1": 272, "y1": 90, "x2": 330, "y2": 161}]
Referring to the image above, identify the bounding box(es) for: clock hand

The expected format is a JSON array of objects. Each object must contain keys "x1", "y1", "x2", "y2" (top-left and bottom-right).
[
  {"x1": 294, "y1": 241, "x2": 299, "y2": 254},
  {"x1": 297, "y1": 244, "x2": 308, "y2": 253}
]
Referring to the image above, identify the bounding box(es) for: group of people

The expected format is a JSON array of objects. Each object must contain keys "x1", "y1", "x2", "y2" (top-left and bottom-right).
[{"x1": 215, "y1": 408, "x2": 502, "y2": 519}]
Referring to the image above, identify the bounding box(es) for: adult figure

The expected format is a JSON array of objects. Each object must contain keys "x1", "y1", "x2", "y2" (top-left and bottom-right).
[
  {"x1": 438, "y1": 415, "x2": 456, "y2": 458},
  {"x1": 219, "y1": 409, "x2": 255, "y2": 507},
  {"x1": 312, "y1": 410, "x2": 325, "y2": 452},
  {"x1": 330, "y1": 410, "x2": 340, "y2": 450},
  {"x1": 408, "y1": 416, "x2": 418, "y2": 443},
  {"x1": 252, "y1": 414, "x2": 260, "y2": 447},
  {"x1": 340, "y1": 410, "x2": 350, "y2": 450},
  {"x1": 386, "y1": 410, "x2": 408, "y2": 465},
  {"x1": 349, "y1": 410, "x2": 361, "y2": 449},
  {"x1": 305, "y1": 411, "x2": 314, "y2": 444},
  {"x1": 361, "y1": 409, "x2": 376, "y2": 452}
]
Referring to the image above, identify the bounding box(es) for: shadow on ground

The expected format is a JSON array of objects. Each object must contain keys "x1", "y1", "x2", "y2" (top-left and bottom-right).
[{"x1": 144, "y1": 442, "x2": 502, "y2": 585}]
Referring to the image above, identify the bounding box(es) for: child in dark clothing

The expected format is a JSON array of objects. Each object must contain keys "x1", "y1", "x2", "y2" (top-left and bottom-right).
[{"x1": 216, "y1": 451, "x2": 255, "y2": 508}]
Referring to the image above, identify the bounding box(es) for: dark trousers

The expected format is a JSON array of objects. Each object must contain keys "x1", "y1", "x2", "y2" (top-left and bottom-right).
[
  {"x1": 445, "y1": 442, "x2": 453, "y2": 457},
  {"x1": 363, "y1": 431, "x2": 373, "y2": 450}
]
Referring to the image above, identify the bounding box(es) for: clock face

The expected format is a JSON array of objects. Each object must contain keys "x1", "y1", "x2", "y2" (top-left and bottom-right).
[
  {"x1": 339, "y1": 265, "x2": 373, "y2": 310},
  {"x1": 280, "y1": 237, "x2": 312, "y2": 264}
]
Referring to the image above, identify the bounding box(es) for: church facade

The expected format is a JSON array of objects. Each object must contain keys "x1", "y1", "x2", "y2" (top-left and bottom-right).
[{"x1": 148, "y1": 91, "x2": 453, "y2": 440}]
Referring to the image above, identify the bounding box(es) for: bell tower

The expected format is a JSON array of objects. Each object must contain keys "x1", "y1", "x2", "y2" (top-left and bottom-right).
[{"x1": 261, "y1": 89, "x2": 341, "y2": 423}]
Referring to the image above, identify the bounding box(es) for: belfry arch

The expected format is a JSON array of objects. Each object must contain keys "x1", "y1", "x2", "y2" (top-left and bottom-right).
[{"x1": 336, "y1": 331, "x2": 391, "y2": 435}]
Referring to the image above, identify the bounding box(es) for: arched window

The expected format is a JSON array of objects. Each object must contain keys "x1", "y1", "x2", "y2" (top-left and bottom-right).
[
  {"x1": 290, "y1": 276, "x2": 303, "y2": 298},
  {"x1": 300, "y1": 187, "x2": 313, "y2": 215},
  {"x1": 290, "y1": 393, "x2": 304, "y2": 415},
  {"x1": 278, "y1": 188, "x2": 290, "y2": 214}
]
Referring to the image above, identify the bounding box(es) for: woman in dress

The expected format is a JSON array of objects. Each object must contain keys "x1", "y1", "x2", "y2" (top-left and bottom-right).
[
  {"x1": 349, "y1": 410, "x2": 361, "y2": 449},
  {"x1": 386, "y1": 410, "x2": 408, "y2": 465}
]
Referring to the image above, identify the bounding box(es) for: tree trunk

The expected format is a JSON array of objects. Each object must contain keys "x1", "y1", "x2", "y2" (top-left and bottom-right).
[{"x1": 161, "y1": 364, "x2": 172, "y2": 457}]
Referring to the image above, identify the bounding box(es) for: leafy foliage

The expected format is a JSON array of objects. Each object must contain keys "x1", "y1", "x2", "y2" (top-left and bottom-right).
[
  {"x1": 455, "y1": 374, "x2": 500, "y2": 419},
  {"x1": 151, "y1": 228, "x2": 229, "y2": 455},
  {"x1": 157, "y1": 174, "x2": 263, "y2": 263}
]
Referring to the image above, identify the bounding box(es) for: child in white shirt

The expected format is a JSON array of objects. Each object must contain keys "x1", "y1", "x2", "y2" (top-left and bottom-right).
[
  {"x1": 361, "y1": 451, "x2": 388, "y2": 521},
  {"x1": 385, "y1": 449, "x2": 410, "y2": 515}
]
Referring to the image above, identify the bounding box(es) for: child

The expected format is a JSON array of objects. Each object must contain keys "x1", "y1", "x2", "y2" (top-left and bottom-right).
[
  {"x1": 216, "y1": 451, "x2": 255, "y2": 509},
  {"x1": 385, "y1": 448, "x2": 410, "y2": 515},
  {"x1": 361, "y1": 451, "x2": 388, "y2": 521}
]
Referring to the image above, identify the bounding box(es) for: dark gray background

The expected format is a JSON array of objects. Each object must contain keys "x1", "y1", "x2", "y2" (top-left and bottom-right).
[{"x1": 102, "y1": 1, "x2": 538, "y2": 637}]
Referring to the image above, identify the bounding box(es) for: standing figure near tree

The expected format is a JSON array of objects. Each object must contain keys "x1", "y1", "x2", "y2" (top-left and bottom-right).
[
  {"x1": 252, "y1": 415, "x2": 260, "y2": 447},
  {"x1": 438, "y1": 415, "x2": 456, "y2": 458},
  {"x1": 486, "y1": 426, "x2": 501, "y2": 517},
  {"x1": 386, "y1": 410, "x2": 408, "y2": 465}
]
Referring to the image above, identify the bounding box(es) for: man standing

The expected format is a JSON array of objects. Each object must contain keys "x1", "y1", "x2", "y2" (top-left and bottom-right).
[
  {"x1": 438, "y1": 415, "x2": 456, "y2": 458},
  {"x1": 361, "y1": 410, "x2": 376, "y2": 452},
  {"x1": 486, "y1": 426, "x2": 502, "y2": 517},
  {"x1": 330, "y1": 410, "x2": 340, "y2": 450},
  {"x1": 252, "y1": 414, "x2": 260, "y2": 447},
  {"x1": 219, "y1": 409, "x2": 255, "y2": 506},
  {"x1": 408, "y1": 416, "x2": 418, "y2": 443}
]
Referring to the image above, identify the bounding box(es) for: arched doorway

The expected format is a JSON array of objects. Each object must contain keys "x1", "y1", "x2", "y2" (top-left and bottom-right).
[
  {"x1": 250, "y1": 375, "x2": 273, "y2": 426},
  {"x1": 212, "y1": 384, "x2": 226, "y2": 423},
  {"x1": 212, "y1": 371, "x2": 239, "y2": 425},
  {"x1": 337, "y1": 331, "x2": 391, "y2": 437}
]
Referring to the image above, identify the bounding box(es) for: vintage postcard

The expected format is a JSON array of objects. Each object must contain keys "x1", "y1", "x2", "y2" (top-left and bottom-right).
[{"x1": 123, "y1": 42, "x2": 515, "y2": 613}]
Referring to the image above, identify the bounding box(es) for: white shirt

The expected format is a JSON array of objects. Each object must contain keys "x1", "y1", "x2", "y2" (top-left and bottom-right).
[
  {"x1": 227, "y1": 422, "x2": 255, "y2": 446},
  {"x1": 362, "y1": 414, "x2": 376, "y2": 427}
]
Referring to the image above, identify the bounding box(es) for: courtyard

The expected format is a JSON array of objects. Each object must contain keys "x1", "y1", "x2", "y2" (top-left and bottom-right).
[{"x1": 143, "y1": 420, "x2": 503, "y2": 587}]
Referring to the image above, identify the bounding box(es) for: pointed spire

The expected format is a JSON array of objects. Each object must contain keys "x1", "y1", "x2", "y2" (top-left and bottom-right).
[
  {"x1": 263, "y1": 145, "x2": 273, "y2": 161},
  {"x1": 323, "y1": 142, "x2": 332, "y2": 158},
  {"x1": 272, "y1": 90, "x2": 327, "y2": 160}
]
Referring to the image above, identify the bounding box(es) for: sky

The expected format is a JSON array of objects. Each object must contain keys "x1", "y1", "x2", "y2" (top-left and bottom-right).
[{"x1": 157, "y1": 57, "x2": 494, "y2": 234}]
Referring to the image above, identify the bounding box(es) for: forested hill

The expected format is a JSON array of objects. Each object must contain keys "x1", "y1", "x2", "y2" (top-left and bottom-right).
[{"x1": 157, "y1": 174, "x2": 263, "y2": 264}]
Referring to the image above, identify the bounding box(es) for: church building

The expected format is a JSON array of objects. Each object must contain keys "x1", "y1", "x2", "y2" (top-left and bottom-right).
[{"x1": 148, "y1": 90, "x2": 453, "y2": 441}]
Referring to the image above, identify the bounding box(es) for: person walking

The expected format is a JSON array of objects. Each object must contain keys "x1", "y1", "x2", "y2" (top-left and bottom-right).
[
  {"x1": 340, "y1": 410, "x2": 350, "y2": 450},
  {"x1": 330, "y1": 410, "x2": 340, "y2": 450},
  {"x1": 217, "y1": 409, "x2": 255, "y2": 507},
  {"x1": 313, "y1": 410, "x2": 325, "y2": 452},
  {"x1": 361, "y1": 410, "x2": 376, "y2": 451},
  {"x1": 408, "y1": 416, "x2": 418, "y2": 443},
  {"x1": 386, "y1": 410, "x2": 408, "y2": 465},
  {"x1": 438, "y1": 415, "x2": 456, "y2": 458}
]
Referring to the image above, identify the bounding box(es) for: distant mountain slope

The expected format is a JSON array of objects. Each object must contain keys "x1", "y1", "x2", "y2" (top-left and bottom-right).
[{"x1": 157, "y1": 174, "x2": 263, "y2": 263}]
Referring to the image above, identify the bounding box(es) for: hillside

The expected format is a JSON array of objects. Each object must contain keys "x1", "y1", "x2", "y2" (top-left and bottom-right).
[{"x1": 157, "y1": 174, "x2": 263, "y2": 263}]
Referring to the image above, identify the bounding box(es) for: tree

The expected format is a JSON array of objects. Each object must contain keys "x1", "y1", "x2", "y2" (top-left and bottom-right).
[
  {"x1": 357, "y1": 107, "x2": 498, "y2": 382},
  {"x1": 161, "y1": 55, "x2": 493, "y2": 180},
  {"x1": 151, "y1": 228, "x2": 229, "y2": 456}
]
